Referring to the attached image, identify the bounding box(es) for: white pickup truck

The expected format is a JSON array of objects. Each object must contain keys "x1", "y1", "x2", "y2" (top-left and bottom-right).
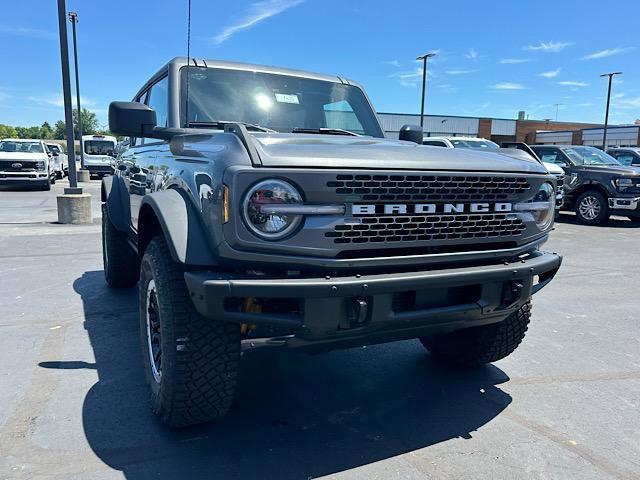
[
  {"x1": 45, "y1": 143, "x2": 68, "y2": 179},
  {"x1": 0, "y1": 139, "x2": 56, "y2": 190}
]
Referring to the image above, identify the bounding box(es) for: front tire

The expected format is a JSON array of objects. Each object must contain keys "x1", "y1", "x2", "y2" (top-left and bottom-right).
[
  {"x1": 575, "y1": 190, "x2": 609, "y2": 225},
  {"x1": 40, "y1": 180, "x2": 51, "y2": 191},
  {"x1": 139, "y1": 236, "x2": 240, "y2": 428},
  {"x1": 102, "y1": 204, "x2": 139, "y2": 288},
  {"x1": 420, "y1": 302, "x2": 531, "y2": 367}
]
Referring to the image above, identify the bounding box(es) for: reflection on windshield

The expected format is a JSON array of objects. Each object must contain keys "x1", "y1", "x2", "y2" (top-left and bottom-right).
[
  {"x1": 0, "y1": 141, "x2": 43, "y2": 153},
  {"x1": 564, "y1": 147, "x2": 620, "y2": 165},
  {"x1": 180, "y1": 67, "x2": 384, "y2": 137}
]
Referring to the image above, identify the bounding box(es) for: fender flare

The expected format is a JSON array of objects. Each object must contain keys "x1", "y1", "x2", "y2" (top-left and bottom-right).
[
  {"x1": 138, "y1": 189, "x2": 218, "y2": 266},
  {"x1": 101, "y1": 175, "x2": 130, "y2": 233}
]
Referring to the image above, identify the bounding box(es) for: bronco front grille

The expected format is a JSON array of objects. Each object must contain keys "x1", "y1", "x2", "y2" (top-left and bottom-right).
[
  {"x1": 325, "y1": 213, "x2": 526, "y2": 244},
  {"x1": 327, "y1": 174, "x2": 531, "y2": 202}
]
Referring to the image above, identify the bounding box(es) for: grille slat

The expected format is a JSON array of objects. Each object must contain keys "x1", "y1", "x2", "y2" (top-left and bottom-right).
[
  {"x1": 328, "y1": 174, "x2": 530, "y2": 202},
  {"x1": 326, "y1": 213, "x2": 525, "y2": 244}
]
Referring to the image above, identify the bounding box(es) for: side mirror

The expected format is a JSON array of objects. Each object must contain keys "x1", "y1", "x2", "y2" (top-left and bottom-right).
[
  {"x1": 109, "y1": 101, "x2": 157, "y2": 138},
  {"x1": 52, "y1": 151, "x2": 59, "y2": 157},
  {"x1": 556, "y1": 162, "x2": 568, "y2": 169},
  {"x1": 399, "y1": 124, "x2": 423, "y2": 145}
]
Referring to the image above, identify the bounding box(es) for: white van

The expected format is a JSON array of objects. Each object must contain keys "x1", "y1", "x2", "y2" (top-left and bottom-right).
[{"x1": 81, "y1": 134, "x2": 117, "y2": 178}]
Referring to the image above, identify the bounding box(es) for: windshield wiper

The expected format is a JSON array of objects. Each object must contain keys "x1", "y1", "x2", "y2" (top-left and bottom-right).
[
  {"x1": 291, "y1": 127, "x2": 360, "y2": 136},
  {"x1": 187, "y1": 121, "x2": 277, "y2": 133}
]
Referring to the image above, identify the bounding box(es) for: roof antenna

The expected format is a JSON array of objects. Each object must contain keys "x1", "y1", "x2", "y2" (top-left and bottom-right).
[{"x1": 184, "y1": 0, "x2": 192, "y2": 126}]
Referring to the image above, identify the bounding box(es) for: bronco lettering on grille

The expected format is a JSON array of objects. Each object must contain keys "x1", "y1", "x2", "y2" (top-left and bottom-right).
[{"x1": 352, "y1": 203, "x2": 513, "y2": 215}]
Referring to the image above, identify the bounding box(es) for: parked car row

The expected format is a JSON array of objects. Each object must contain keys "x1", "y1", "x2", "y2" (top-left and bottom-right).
[
  {"x1": 421, "y1": 135, "x2": 640, "y2": 225},
  {"x1": 0, "y1": 139, "x2": 58, "y2": 190}
]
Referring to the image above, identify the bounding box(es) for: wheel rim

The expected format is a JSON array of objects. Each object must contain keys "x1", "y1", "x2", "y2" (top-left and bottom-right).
[
  {"x1": 578, "y1": 195, "x2": 601, "y2": 220},
  {"x1": 145, "y1": 279, "x2": 162, "y2": 383}
]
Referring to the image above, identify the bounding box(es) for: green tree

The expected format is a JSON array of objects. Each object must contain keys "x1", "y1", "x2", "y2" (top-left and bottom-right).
[
  {"x1": 73, "y1": 108, "x2": 99, "y2": 138},
  {"x1": 40, "y1": 121, "x2": 53, "y2": 139},
  {"x1": 54, "y1": 120, "x2": 66, "y2": 140},
  {"x1": 0, "y1": 124, "x2": 18, "y2": 139}
]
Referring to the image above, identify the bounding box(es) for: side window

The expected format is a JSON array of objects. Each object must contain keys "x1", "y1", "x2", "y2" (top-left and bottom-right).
[
  {"x1": 147, "y1": 76, "x2": 169, "y2": 129},
  {"x1": 130, "y1": 90, "x2": 149, "y2": 147},
  {"x1": 615, "y1": 153, "x2": 635, "y2": 166},
  {"x1": 424, "y1": 141, "x2": 447, "y2": 147},
  {"x1": 537, "y1": 149, "x2": 564, "y2": 165}
]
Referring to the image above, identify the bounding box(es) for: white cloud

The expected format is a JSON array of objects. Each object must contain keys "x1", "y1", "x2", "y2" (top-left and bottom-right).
[
  {"x1": 539, "y1": 68, "x2": 561, "y2": 78},
  {"x1": 28, "y1": 94, "x2": 97, "y2": 108},
  {"x1": 465, "y1": 48, "x2": 478, "y2": 60},
  {"x1": 500, "y1": 58, "x2": 531, "y2": 64},
  {"x1": 582, "y1": 47, "x2": 633, "y2": 60},
  {"x1": 445, "y1": 69, "x2": 476, "y2": 75},
  {"x1": 382, "y1": 60, "x2": 400, "y2": 67},
  {"x1": 388, "y1": 67, "x2": 425, "y2": 88},
  {"x1": 557, "y1": 81, "x2": 589, "y2": 87},
  {"x1": 211, "y1": 0, "x2": 304, "y2": 45},
  {"x1": 616, "y1": 96, "x2": 640, "y2": 109},
  {"x1": 0, "y1": 25, "x2": 55, "y2": 39},
  {"x1": 490, "y1": 82, "x2": 527, "y2": 90},
  {"x1": 524, "y1": 41, "x2": 573, "y2": 53},
  {"x1": 576, "y1": 102, "x2": 594, "y2": 107}
]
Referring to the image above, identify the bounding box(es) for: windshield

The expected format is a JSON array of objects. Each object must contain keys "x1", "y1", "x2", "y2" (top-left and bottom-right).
[
  {"x1": 464, "y1": 139, "x2": 500, "y2": 149},
  {"x1": 84, "y1": 140, "x2": 115, "y2": 156},
  {"x1": 180, "y1": 67, "x2": 384, "y2": 137},
  {"x1": 0, "y1": 141, "x2": 44, "y2": 153},
  {"x1": 563, "y1": 147, "x2": 620, "y2": 165}
]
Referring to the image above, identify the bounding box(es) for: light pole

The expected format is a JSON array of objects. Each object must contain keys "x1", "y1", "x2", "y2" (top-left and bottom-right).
[
  {"x1": 416, "y1": 52, "x2": 436, "y2": 128},
  {"x1": 600, "y1": 71, "x2": 622, "y2": 150},
  {"x1": 554, "y1": 103, "x2": 563, "y2": 122},
  {"x1": 68, "y1": 11, "x2": 84, "y2": 170},
  {"x1": 56, "y1": 0, "x2": 80, "y2": 193}
]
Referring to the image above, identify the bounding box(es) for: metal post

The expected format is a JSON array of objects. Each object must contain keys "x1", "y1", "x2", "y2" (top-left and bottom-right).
[
  {"x1": 416, "y1": 52, "x2": 436, "y2": 129},
  {"x1": 600, "y1": 71, "x2": 622, "y2": 150},
  {"x1": 69, "y1": 12, "x2": 84, "y2": 169},
  {"x1": 56, "y1": 0, "x2": 81, "y2": 194}
]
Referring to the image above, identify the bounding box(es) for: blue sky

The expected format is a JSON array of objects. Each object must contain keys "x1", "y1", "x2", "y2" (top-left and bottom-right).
[{"x1": 1, "y1": 0, "x2": 639, "y2": 128}]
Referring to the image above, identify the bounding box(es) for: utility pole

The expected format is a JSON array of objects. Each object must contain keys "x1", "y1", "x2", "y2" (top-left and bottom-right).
[
  {"x1": 554, "y1": 103, "x2": 563, "y2": 122},
  {"x1": 600, "y1": 72, "x2": 622, "y2": 150},
  {"x1": 68, "y1": 11, "x2": 84, "y2": 169},
  {"x1": 56, "y1": 0, "x2": 80, "y2": 194},
  {"x1": 416, "y1": 52, "x2": 436, "y2": 128}
]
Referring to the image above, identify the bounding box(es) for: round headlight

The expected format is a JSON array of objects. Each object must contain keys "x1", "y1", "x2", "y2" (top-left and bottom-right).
[
  {"x1": 242, "y1": 179, "x2": 303, "y2": 240},
  {"x1": 531, "y1": 182, "x2": 555, "y2": 230}
]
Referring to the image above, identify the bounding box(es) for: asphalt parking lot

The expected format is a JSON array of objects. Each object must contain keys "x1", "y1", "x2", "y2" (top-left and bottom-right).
[{"x1": 0, "y1": 180, "x2": 638, "y2": 480}]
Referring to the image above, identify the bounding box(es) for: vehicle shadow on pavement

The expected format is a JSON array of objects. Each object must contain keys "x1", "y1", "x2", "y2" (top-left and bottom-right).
[{"x1": 71, "y1": 270, "x2": 512, "y2": 480}]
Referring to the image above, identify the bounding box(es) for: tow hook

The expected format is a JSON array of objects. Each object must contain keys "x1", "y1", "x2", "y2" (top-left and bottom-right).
[
  {"x1": 501, "y1": 281, "x2": 524, "y2": 309},
  {"x1": 340, "y1": 297, "x2": 369, "y2": 329}
]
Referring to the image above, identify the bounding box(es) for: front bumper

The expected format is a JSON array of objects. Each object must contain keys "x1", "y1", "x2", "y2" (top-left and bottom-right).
[
  {"x1": 0, "y1": 171, "x2": 50, "y2": 184},
  {"x1": 83, "y1": 164, "x2": 113, "y2": 174},
  {"x1": 185, "y1": 250, "x2": 562, "y2": 351},
  {"x1": 609, "y1": 197, "x2": 640, "y2": 211}
]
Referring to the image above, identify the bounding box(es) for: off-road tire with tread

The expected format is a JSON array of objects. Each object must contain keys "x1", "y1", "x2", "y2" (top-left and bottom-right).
[
  {"x1": 574, "y1": 190, "x2": 609, "y2": 225},
  {"x1": 419, "y1": 302, "x2": 531, "y2": 367},
  {"x1": 102, "y1": 203, "x2": 139, "y2": 288},
  {"x1": 139, "y1": 236, "x2": 240, "y2": 428}
]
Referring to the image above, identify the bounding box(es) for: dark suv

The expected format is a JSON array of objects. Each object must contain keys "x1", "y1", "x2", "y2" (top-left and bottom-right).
[
  {"x1": 102, "y1": 57, "x2": 562, "y2": 427},
  {"x1": 531, "y1": 145, "x2": 640, "y2": 224}
]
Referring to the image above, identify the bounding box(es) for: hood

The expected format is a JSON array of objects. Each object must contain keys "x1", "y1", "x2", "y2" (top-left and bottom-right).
[
  {"x1": 575, "y1": 164, "x2": 640, "y2": 176},
  {"x1": 542, "y1": 162, "x2": 564, "y2": 174},
  {"x1": 251, "y1": 133, "x2": 548, "y2": 173},
  {"x1": 0, "y1": 152, "x2": 48, "y2": 161}
]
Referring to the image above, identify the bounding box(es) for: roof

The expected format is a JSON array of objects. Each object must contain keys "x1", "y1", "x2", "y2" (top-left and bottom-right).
[
  {"x1": 167, "y1": 57, "x2": 343, "y2": 84},
  {"x1": 1, "y1": 138, "x2": 43, "y2": 142}
]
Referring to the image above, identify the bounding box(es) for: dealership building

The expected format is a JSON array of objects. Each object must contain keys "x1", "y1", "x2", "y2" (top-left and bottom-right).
[{"x1": 377, "y1": 112, "x2": 603, "y2": 145}]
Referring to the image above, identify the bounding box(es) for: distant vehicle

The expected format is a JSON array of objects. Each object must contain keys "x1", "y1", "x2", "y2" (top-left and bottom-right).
[
  {"x1": 607, "y1": 147, "x2": 640, "y2": 167},
  {"x1": 0, "y1": 138, "x2": 56, "y2": 190},
  {"x1": 423, "y1": 136, "x2": 499, "y2": 149},
  {"x1": 531, "y1": 145, "x2": 640, "y2": 224},
  {"x1": 81, "y1": 134, "x2": 117, "y2": 178},
  {"x1": 45, "y1": 143, "x2": 68, "y2": 179}
]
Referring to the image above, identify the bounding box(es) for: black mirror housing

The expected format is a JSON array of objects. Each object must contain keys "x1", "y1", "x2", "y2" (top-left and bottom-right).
[
  {"x1": 109, "y1": 101, "x2": 157, "y2": 138},
  {"x1": 399, "y1": 124, "x2": 424, "y2": 145}
]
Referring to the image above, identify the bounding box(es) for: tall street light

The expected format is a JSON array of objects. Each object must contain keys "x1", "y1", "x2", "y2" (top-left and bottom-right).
[
  {"x1": 600, "y1": 71, "x2": 622, "y2": 150},
  {"x1": 56, "y1": 0, "x2": 80, "y2": 193},
  {"x1": 416, "y1": 52, "x2": 436, "y2": 128},
  {"x1": 68, "y1": 11, "x2": 84, "y2": 169}
]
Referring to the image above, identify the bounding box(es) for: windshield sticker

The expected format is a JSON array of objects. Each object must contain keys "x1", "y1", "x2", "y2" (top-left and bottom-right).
[{"x1": 275, "y1": 93, "x2": 300, "y2": 104}]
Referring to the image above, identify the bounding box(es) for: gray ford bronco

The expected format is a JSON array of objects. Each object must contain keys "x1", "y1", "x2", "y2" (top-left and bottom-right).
[{"x1": 103, "y1": 57, "x2": 562, "y2": 427}]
